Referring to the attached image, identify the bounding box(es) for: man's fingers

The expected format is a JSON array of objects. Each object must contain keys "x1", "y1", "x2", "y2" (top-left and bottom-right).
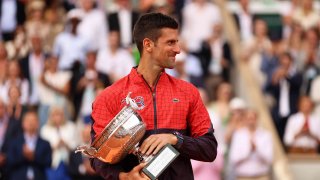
[
  {"x1": 140, "y1": 136, "x2": 157, "y2": 154},
  {"x1": 145, "y1": 140, "x2": 161, "y2": 155}
]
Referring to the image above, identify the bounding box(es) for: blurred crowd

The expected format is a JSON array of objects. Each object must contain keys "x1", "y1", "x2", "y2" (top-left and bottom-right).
[{"x1": 0, "y1": 0, "x2": 319, "y2": 180}]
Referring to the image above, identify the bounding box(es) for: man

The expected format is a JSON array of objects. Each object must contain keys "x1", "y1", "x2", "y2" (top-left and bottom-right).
[
  {"x1": 108, "y1": 0, "x2": 140, "y2": 48},
  {"x1": 90, "y1": 13, "x2": 218, "y2": 180},
  {"x1": 229, "y1": 109, "x2": 273, "y2": 180},
  {"x1": 6, "y1": 111, "x2": 52, "y2": 180},
  {"x1": 0, "y1": 98, "x2": 21, "y2": 179}
]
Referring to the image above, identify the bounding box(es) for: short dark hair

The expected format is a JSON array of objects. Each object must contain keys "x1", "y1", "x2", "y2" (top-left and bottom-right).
[{"x1": 133, "y1": 12, "x2": 178, "y2": 54}]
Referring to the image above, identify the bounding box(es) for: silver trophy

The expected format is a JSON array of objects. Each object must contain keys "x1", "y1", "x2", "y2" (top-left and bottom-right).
[{"x1": 76, "y1": 92, "x2": 179, "y2": 180}]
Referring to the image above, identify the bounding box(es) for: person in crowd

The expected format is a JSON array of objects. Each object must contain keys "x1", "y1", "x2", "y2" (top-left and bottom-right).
[
  {"x1": 191, "y1": 88, "x2": 224, "y2": 180},
  {"x1": 68, "y1": 124, "x2": 103, "y2": 180},
  {"x1": 266, "y1": 52, "x2": 303, "y2": 142},
  {"x1": 0, "y1": 61, "x2": 29, "y2": 107},
  {"x1": 71, "y1": 51, "x2": 110, "y2": 122},
  {"x1": 0, "y1": 43, "x2": 8, "y2": 85},
  {"x1": 38, "y1": 56, "x2": 71, "y2": 126},
  {"x1": 40, "y1": 106, "x2": 77, "y2": 180},
  {"x1": 19, "y1": 35, "x2": 46, "y2": 107},
  {"x1": 96, "y1": 31, "x2": 135, "y2": 83},
  {"x1": 233, "y1": 0, "x2": 254, "y2": 41},
  {"x1": 108, "y1": 0, "x2": 140, "y2": 48},
  {"x1": 180, "y1": 0, "x2": 221, "y2": 53},
  {"x1": 229, "y1": 109, "x2": 273, "y2": 180},
  {"x1": 242, "y1": 19, "x2": 272, "y2": 88},
  {"x1": 284, "y1": 96, "x2": 320, "y2": 154},
  {"x1": 299, "y1": 27, "x2": 320, "y2": 95},
  {"x1": 0, "y1": 0, "x2": 26, "y2": 42},
  {"x1": 0, "y1": 98, "x2": 21, "y2": 179},
  {"x1": 52, "y1": 9, "x2": 88, "y2": 71},
  {"x1": 7, "y1": 110, "x2": 52, "y2": 180},
  {"x1": 90, "y1": 12, "x2": 217, "y2": 179},
  {"x1": 24, "y1": 0, "x2": 50, "y2": 43},
  {"x1": 292, "y1": 0, "x2": 320, "y2": 31},
  {"x1": 6, "y1": 85, "x2": 28, "y2": 121},
  {"x1": 76, "y1": 0, "x2": 108, "y2": 51}
]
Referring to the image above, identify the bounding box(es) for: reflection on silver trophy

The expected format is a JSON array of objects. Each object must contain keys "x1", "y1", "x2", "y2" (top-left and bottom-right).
[{"x1": 75, "y1": 92, "x2": 149, "y2": 163}]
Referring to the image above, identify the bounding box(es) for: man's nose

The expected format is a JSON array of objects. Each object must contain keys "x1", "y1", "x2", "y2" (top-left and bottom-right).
[{"x1": 174, "y1": 44, "x2": 181, "y2": 54}]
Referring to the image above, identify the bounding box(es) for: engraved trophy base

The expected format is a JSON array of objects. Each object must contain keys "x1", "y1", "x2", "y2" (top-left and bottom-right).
[{"x1": 139, "y1": 144, "x2": 179, "y2": 180}]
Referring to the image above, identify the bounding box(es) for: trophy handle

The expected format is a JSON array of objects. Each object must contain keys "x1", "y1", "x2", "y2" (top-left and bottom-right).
[
  {"x1": 132, "y1": 144, "x2": 154, "y2": 163},
  {"x1": 75, "y1": 145, "x2": 97, "y2": 158}
]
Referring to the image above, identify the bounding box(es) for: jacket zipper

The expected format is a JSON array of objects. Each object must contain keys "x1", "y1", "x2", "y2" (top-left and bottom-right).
[{"x1": 142, "y1": 74, "x2": 161, "y2": 131}]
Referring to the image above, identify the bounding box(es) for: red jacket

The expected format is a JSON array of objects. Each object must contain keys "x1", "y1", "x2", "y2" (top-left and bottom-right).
[{"x1": 91, "y1": 68, "x2": 217, "y2": 180}]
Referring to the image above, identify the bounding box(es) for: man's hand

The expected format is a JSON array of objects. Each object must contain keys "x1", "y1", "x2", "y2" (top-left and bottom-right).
[
  {"x1": 0, "y1": 153, "x2": 6, "y2": 166},
  {"x1": 139, "y1": 134, "x2": 177, "y2": 156},
  {"x1": 23, "y1": 144, "x2": 34, "y2": 161},
  {"x1": 119, "y1": 163, "x2": 149, "y2": 180}
]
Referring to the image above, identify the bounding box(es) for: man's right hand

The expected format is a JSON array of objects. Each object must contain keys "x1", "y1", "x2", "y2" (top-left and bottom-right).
[{"x1": 119, "y1": 163, "x2": 150, "y2": 180}]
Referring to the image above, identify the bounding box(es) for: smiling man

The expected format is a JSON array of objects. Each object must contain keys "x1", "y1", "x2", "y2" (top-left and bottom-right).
[{"x1": 90, "y1": 12, "x2": 218, "y2": 180}]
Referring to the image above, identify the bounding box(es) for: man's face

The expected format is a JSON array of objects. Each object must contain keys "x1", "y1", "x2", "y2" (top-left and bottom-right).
[
  {"x1": 22, "y1": 113, "x2": 39, "y2": 135},
  {"x1": 151, "y1": 28, "x2": 180, "y2": 69}
]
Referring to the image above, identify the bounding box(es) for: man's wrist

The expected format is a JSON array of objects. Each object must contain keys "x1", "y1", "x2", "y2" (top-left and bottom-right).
[
  {"x1": 172, "y1": 132, "x2": 184, "y2": 149},
  {"x1": 119, "y1": 172, "x2": 127, "y2": 180}
]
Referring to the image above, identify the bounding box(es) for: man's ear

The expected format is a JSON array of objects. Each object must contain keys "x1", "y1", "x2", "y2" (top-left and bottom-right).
[{"x1": 143, "y1": 38, "x2": 153, "y2": 53}]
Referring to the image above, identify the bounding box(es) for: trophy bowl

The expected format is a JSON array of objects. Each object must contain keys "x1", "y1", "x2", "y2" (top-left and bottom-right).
[{"x1": 76, "y1": 93, "x2": 146, "y2": 164}]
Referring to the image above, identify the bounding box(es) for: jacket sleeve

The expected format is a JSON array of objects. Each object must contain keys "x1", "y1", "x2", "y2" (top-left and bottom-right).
[
  {"x1": 90, "y1": 89, "x2": 125, "y2": 179},
  {"x1": 180, "y1": 86, "x2": 218, "y2": 162}
]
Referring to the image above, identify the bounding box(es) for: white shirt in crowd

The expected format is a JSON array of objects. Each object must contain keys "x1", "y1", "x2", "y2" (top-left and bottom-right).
[
  {"x1": 181, "y1": 1, "x2": 221, "y2": 52},
  {"x1": 118, "y1": 8, "x2": 132, "y2": 48},
  {"x1": 284, "y1": 112, "x2": 320, "y2": 149},
  {"x1": 77, "y1": 8, "x2": 108, "y2": 51},
  {"x1": 53, "y1": 32, "x2": 88, "y2": 70},
  {"x1": 40, "y1": 121, "x2": 77, "y2": 168},
  {"x1": 29, "y1": 53, "x2": 45, "y2": 105},
  {"x1": 230, "y1": 127, "x2": 273, "y2": 177},
  {"x1": 96, "y1": 48, "x2": 135, "y2": 81},
  {"x1": 0, "y1": 0, "x2": 17, "y2": 33}
]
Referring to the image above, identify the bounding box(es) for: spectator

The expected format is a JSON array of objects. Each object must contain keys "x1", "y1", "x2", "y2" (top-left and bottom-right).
[
  {"x1": 40, "y1": 106, "x2": 77, "y2": 180},
  {"x1": 299, "y1": 27, "x2": 320, "y2": 95},
  {"x1": 52, "y1": 9, "x2": 88, "y2": 71},
  {"x1": 229, "y1": 109, "x2": 273, "y2": 180},
  {"x1": 233, "y1": 0, "x2": 254, "y2": 41},
  {"x1": 242, "y1": 19, "x2": 272, "y2": 88},
  {"x1": 24, "y1": 0, "x2": 50, "y2": 42},
  {"x1": 19, "y1": 35, "x2": 46, "y2": 106},
  {"x1": 266, "y1": 52, "x2": 303, "y2": 142},
  {"x1": 292, "y1": 0, "x2": 320, "y2": 31},
  {"x1": 181, "y1": 0, "x2": 221, "y2": 53},
  {"x1": 284, "y1": 96, "x2": 320, "y2": 154},
  {"x1": 68, "y1": 124, "x2": 103, "y2": 180},
  {"x1": 191, "y1": 88, "x2": 224, "y2": 180},
  {"x1": 0, "y1": 98, "x2": 22, "y2": 179},
  {"x1": 0, "y1": 0, "x2": 26, "y2": 41},
  {"x1": 6, "y1": 85, "x2": 28, "y2": 121},
  {"x1": 7, "y1": 110, "x2": 52, "y2": 180},
  {"x1": 96, "y1": 31, "x2": 135, "y2": 83},
  {"x1": 38, "y1": 56, "x2": 71, "y2": 126},
  {"x1": 0, "y1": 43, "x2": 8, "y2": 85},
  {"x1": 0, "y1": 61, "x2": 29, "y2": 107},
  {"x1": 108, "y1": 0, "x2": 140, "y2": 48},
  {"x1": 72, "y1": 51, "x2": 110, "y2": 122},
  {"x1": 76, "y1": 0, "x2": 108, "y2": 51}
]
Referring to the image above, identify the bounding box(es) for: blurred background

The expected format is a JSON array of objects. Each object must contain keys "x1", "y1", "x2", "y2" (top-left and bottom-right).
[{"x1": 0, "y1": 0, "x2": 320, "y2": 179}]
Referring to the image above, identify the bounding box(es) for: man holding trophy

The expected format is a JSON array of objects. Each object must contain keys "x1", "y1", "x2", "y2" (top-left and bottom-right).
[{"x1": 88, "y1": 12, "x2": 218, "y2": 180}]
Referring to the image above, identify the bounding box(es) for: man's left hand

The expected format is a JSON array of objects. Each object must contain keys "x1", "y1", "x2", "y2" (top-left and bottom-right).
[{"x1": 139, "y1": 134, "x2": 177, "y2": 156}]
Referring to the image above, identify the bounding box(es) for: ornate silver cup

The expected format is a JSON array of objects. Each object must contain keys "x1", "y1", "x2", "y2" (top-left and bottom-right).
[{"x1": 75, "y1": 92, "x2": 147, "y2": 164}]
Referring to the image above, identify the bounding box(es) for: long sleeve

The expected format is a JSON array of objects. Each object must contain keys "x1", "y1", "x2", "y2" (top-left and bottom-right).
[
  {"x1": 255, "y1": 129, "x2": 273, "y2": 165},
  {"x1": 181, "y1": 87, "x2": 217, "y2": 162}
]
